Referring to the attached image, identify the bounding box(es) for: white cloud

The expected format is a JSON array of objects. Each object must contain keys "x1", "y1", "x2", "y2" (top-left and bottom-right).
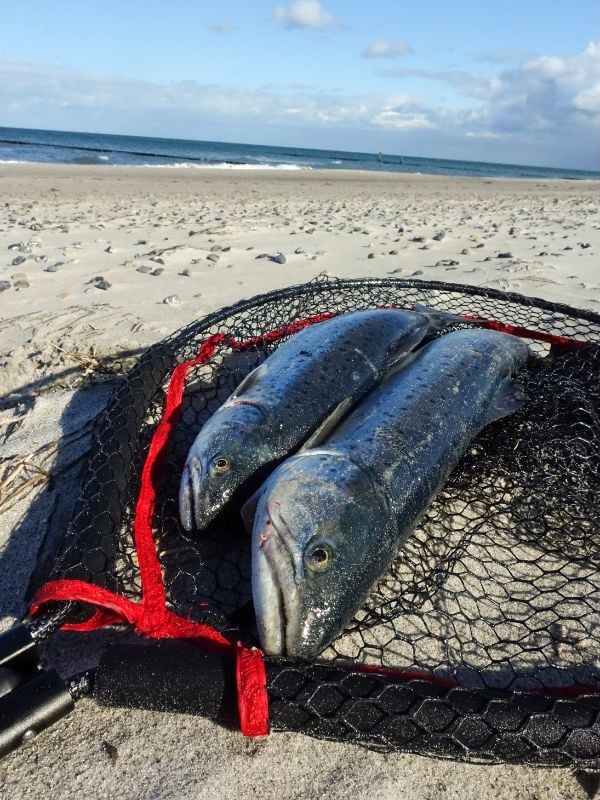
[
  {"x1": 207, "y1": 21, "x2": 235, "y2": 34},
  {"x1": 472, "y1": 49, "x2": 534, "y2": 65},
  {"x1": 483, "y1": 41, "x2": 600, "y2": 134},
  {"x1": 575, "y1": 83, "x2": 600, "y2": 113},
  {"x1": 376, "y1": 42, "x2": 600, "y2": 137},
  {"x1": 377, "y1": 66, "x2": 491, "y2": 97},
  {"x1": 363, "y1": 39, "x2": 413, "y2": 59},
  {"x1": 0, "y1": 61, "x2": 384, "y2": 127},
  {"x1": 372, "y1": 109, "x2": 433, "y2": 129},
  {"x1": 273, "y1": 1, "x2": 337, "y2": 29}
]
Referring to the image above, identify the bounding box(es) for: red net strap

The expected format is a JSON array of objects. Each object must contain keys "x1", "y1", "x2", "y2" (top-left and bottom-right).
[
  {"x1": 30, "y1": 578, "x2": 233, "y2": 651},
  {"x1": 461, "y1": 314, "x2": 589, "y2": 348},
  {"x1": 236, "y1": 644, "x2": 269, "y2": 737},
  {"x1": 133, "y1": 333, "x2": 227, "y2": 615},
  {"x1": 232, "y1": 312, "x2": 336, "y2": 350}
]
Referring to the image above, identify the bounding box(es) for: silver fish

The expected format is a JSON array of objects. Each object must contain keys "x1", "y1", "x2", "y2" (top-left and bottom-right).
[
  {"x1": 251, "y1": 328, "x2": 530, "y2": 659},
  {"x1": 179, "y1": 308, "x2": 454, "y2": 531}
]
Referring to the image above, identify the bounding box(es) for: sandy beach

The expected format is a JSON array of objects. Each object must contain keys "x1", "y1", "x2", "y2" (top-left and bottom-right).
[{"x1": 1, "y1": 163, "x2": 600, "y2": 800}]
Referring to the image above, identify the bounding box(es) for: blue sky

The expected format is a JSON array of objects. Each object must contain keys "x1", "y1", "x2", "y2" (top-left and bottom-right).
[{"x1": 0, "y1": 0, "x2": 598, "y2": 168}]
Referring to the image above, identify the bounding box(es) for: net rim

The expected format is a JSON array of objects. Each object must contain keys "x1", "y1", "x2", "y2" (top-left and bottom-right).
[{"x1": 168, "y1": 278, "x2": 600, "y2": 347}]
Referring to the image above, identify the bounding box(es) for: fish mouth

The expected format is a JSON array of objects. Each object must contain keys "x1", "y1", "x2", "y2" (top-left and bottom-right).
[
  {"x1": 179, "y1": 463, "x2": 194, "y2": 531},
  {"x1": 179, "y1": 456, "x2": 214, "y2": 531},
  {"x1": 252, "y1": 510, "x2": 300, "y2": 657}
]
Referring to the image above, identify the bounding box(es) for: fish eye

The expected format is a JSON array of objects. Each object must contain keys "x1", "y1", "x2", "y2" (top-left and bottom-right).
[
  {"x1": 306, "y1": 544, "x2": 332, "y2": 573},
  {"x1": 211, "y1": 456, "x2": 231, "y2": 475}
]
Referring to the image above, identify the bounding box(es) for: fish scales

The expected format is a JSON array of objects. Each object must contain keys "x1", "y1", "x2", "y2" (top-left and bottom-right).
[
  {"x1": 251, "y1": 328, "x2": 530, "y2": 659},
  {"x1": 327, "y1": 331, "x2": 527, "y2": 519},
  {"x1": 180, "y1": 308, "x2": 449, "y2": 531}
]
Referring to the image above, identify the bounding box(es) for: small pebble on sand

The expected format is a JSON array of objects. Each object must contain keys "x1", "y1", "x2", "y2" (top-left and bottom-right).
[
  {"x1": 88, "y1": 276, "x2": 111, "y2": 290},
  {"x1": 435, "y1": 259, "x2": 459, "y2": 267},
  {"x1": 163, "y1": 294, "x2": 181, "y2": 306}
]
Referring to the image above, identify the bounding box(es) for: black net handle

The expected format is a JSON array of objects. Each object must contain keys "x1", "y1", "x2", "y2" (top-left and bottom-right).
[{"x1": 94, "y1": 643, "x2": 600, "y2": 768}]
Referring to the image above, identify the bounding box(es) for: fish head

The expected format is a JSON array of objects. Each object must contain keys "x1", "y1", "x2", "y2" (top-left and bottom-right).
[
  {"x1": 252, "y1": 452, "x2": 396, "y2": 660},
  {"x1": 179, "y1": 405, "x2": 266, "y2": 531}
]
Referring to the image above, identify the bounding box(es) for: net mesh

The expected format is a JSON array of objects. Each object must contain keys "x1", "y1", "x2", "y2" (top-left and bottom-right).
[{"x1": 35, "y1": 278, "x2": 600, "y2": 764}]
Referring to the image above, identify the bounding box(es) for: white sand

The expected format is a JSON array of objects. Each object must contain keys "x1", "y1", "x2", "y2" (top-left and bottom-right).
[{"x1": 1, "y1": 164, "x2": 599, "y2": 799}]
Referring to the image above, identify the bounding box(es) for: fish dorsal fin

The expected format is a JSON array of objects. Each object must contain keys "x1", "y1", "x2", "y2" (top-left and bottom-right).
[
  {"x1": 232, "y1": 363, "x2": 266, "y2": 398},
  {"x1": 300, "y1": 397, "x2": 353, "y2": 451},
  {"x1": 414, "y1": 303, "x2": 462, "y2": 330},
  {"x1": 485, "y1": 377, "x2": 526, "y2": 425},
  {"x1": 241, "y1": 488, "x2": 262, "y2": 533}
]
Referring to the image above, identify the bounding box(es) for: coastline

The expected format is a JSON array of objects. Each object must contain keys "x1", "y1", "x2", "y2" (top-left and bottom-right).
[
  {"x1": 3, "y1": 159, "x2": 600, "y2": 183},
  {"x1": 1, "y1": 162, "x2": 599, "y2": 799}
]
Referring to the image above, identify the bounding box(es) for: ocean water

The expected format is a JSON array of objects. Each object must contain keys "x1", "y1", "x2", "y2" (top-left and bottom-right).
[{"x1": 0, "y1": 126, "x2": 598, "y2": 180}]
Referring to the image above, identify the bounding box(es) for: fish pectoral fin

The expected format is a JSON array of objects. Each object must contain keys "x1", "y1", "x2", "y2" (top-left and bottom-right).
[
  {"x1": 232, "y1": 363, "x2": 266, "y2": 398},
  {"x1": 485, "y1": 377, "x2": 526, "y2": 424},
  {"x1": 300, "y1": 397, "x2": 354, "y2": 451},
  {"x1": 241, "y1": 488, "x2": 263, "y2": 533}
]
